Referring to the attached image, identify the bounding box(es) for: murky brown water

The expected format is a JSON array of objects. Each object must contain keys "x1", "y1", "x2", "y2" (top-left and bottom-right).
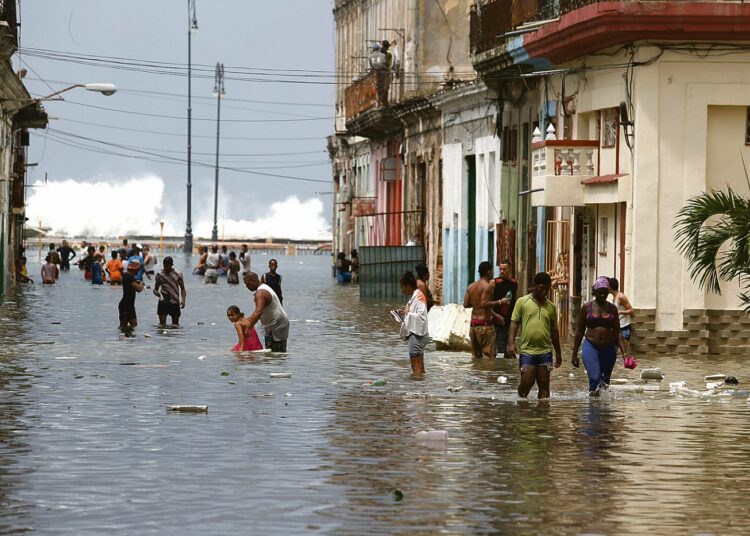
[{"x1": 1, "y1": 253, "x2": 749, "y2": 535}]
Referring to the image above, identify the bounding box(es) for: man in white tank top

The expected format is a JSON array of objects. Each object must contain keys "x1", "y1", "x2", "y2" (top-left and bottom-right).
[{"x1": 243, "y1": 272, "x2": 290, "y2": 352}]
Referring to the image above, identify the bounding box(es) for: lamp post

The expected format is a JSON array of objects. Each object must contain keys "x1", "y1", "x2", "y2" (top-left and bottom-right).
[
  {"x1": 211, "y1": 62, "x2": 224, "y2": 242},
  {"x1": 184, "y1": 0, "x2": 198, "y2": 253}
]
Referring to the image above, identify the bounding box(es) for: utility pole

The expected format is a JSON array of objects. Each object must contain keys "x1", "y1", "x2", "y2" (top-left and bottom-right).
[
  {"x1": 184, "y1": 0, "x2": 198, "y2": 253},
  {"x1": 211, "y1": 63, "x2": 225, "y2": 242}
]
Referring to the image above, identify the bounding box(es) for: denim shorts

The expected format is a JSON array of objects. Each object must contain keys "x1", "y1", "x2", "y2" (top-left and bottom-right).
[
  {"x1": 519, "y1": 352, "x2": 553, "y2": 371},
  {"x1": 621, "y1": 326, "x2": 631, "y2": 340},
  {"x1": 407, "y1": 333, "x2": 429, "y2": 357}
]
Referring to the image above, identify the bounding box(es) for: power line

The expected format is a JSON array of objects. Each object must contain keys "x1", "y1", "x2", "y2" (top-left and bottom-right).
[
  {"x1": 40, "y1": 129, "x2": 331, "y2": 184},
  {"x1": 54, "y1": 117, "x2": 326, "y2": 141}
]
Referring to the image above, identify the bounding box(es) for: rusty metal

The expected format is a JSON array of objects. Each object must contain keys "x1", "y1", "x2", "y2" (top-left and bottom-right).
[
  {"x1": 345, "y1": 70, "x2": 378, "y2": 122},
  {"x1": 470, "y1": 0, "x2": 513, "y2": 55}
]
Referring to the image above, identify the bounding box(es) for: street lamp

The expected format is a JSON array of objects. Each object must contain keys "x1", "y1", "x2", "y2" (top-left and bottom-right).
[
  {"x1": 184, "y1": 0, "x2": 199, "y2": 254},
  {"x1": 211, "y1": 63, "x2": 225, "y2": 242},
  {"x1": 39, "y1": 83, "x2": 118, "y2": 100}
]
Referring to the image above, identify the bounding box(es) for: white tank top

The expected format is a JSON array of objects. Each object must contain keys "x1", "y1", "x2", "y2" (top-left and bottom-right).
[
  {"x1": 144, "y1": 255, "x2": 157, "y2": 272},
  {"x1": 616, "y1": 294, "x2": 630, "y2": 328},
  {"x1": 206, "y1": 252, "x2": 221, "y2": 269},
  {"x1": 258, "y1": 283, "x2": 289, "y2": 341}
]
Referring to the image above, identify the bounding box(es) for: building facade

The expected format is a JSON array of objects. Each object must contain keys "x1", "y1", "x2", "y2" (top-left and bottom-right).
[
  {"x1": 471, "y1": 0, "x2": 750, "y2": 352},
  {"x1": 0, "y1": 1, "x2": 48, "y2": 293}
]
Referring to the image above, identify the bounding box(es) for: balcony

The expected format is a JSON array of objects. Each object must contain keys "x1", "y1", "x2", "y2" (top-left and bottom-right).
[
  {"x1": 530, "y1": 140, "x2": 598, "y2": 207},
  {"x1": 344, "y1": 70, "x2": 401, "y2": 139},
  {"x1": 472, "y1": 1, "x2": 750, "y2": 71}
]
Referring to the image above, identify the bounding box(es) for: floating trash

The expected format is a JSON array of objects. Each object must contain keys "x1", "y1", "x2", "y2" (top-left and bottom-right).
[
  {"x1": 55, "y1": 356, "x2": 77, "y2": 360},
  {"x1": 166, "y1": 405, "x2": 208, "y2": 413},
  {"x1": 198, "y1": 355, "x2": 206, "y2": 360},
  {"x1": 221, "y1": 371, "x2": 230, "y2": 376},
  {"x1": 144, "y1": 334, "x2": 152, "y2": 338},
  {"x1": 392, "y1": 489, "x2": 404, "y2": 501},
  {"x1": 704, "y1": 374, "x2": 726, "y2": 381},
  {"x1": 610, "y1": 378, "x2": 629, "y2": 385},
  {"x1": 371, "y1": 379, "x2": 387, "y2": 386},
  {"x1": 725, "y1": 376, "x2": 739, "y2": 385},
  {"x1": 414, "y1": 430, "x2": 449, "y2": 441},
  {"x1": 447, "y1": 386, "x2": 463, "y2": 392},
  {"x1": 270, "y1": 372, "x2": 292, "y2": 379},
  {"x1": 497, "y1": 376, "x2": 508, "y2": 384},
  {"x1": 228, "y1": 381, "x2": 236, "y2": 385},
  {"x1": 641, "y1": 368, "x2": 664, "y2": 381}
]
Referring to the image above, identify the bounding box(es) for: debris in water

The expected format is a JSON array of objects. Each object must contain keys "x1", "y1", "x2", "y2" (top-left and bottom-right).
[
  {"x1": 610, "y1": 378, "x2": 629, "y2": 385},
  {"x1": 447, "y1": 386, "x2": 463, "y2": 392},
  {"x1": 221, "y1": 371, "x2": 230, "y2": 376},
  {"x1": 228, "y1": 381, "x2": 236, "y2": 385},
  {"x1": 669, "y1": 381, "x2": 687, "y2": 393},
  {"x1": 51, "y1": 321, "x2": 61, "y2": 325},
  {"x1": 392, "y1": 489, "x2": 404, "y2": 501},
  {"x1": 414, "y1": 430, "x2": 449, "y2": 441},
  {"x1": 270, "y1": 372, "x2": 292, "y2": 379},
  {"x1": 497, "y1": 376, "x2": 508, "y2": 384},
  {"x1": 284, "y1": 392, "x2": 292, "y2": 397},
  {"x1": 371, "y1": 379, "x2": 387, "y2": 386},
  {"x1": 55, "y1": 356, "x2": 77, "y2": 360},
  {"x1": 704, "y1": 374, "x2": 726, "y2": 381},
  {"x1": 725, "y1": 376, "x2": 739, "y2": 385},
  {"x1": 641, "y1": 368, "x2": 664, "y2": 381},
  {"x1": 144, "y1": 334, "x2": 152, "y2": 338},
  {"x1": 198, "y1": 355, "x2": 206, "y2": 360},
  {"x1": 706, "y1": 381, "x2": 724, "y2": 390},
  {"x1": 167, "y1": 405, "x2": 208, "y2": 413},
  {"x1": 568, "y1": 373, "x2": 575, "y2": 379},
  {"x1": 197, "y1": 321, "x2": 205, "y2": 325}
]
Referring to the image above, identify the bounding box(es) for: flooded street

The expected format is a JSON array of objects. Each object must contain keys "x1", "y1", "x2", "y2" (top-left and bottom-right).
[{"x1": 1, "y1": 253, "x2": 750, "y2": 535}]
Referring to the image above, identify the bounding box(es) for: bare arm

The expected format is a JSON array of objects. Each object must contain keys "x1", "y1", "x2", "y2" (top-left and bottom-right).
[
  {"x1": 507, "y1": 320, "x2": 520, "y2": 357},
  {"x1": 234, "y1": 321, "x2": 245, "y2": 348},
  {"x1": 247, "y1": 290, "x2": 269, "y2": 328},
  {"x1": 463, "y1": 287, "x2": 471, "y2": 309},
  {"x1": 552, "y1": 328, "x2": 562, "y2": 368},
  {"x1": 153, "y1": 278, "x2": 161, "y2": 298},
  {"x1": 618, "y1": 294, "x2": 635, "y2": 317},
  {"x1": 179, "y1": 277, "x2": 187, "y2": 307},
  {"x1": 571, "y1": 305, "x2": 587, "y2": 367},
  {"x1": 133, "y1": 280, "x2": 144, "y2": 293}
]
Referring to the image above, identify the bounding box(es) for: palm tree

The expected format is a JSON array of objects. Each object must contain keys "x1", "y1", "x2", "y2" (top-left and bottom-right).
[{"x1": 673, "y1": 179, "x2": 750, "y2": 312}]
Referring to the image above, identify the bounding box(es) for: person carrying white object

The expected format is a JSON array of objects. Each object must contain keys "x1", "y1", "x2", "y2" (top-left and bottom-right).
[{"x1": 395, "y1": 271, "x2": 429, "y2": 376}]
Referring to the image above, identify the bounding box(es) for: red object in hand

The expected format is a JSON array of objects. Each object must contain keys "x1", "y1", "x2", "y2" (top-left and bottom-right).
[{"x1": 623, "y1": 355, "x2": 638, "y2": 370}]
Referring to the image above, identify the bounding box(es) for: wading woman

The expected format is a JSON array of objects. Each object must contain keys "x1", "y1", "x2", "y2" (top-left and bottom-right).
[{"x1": 571, "y1": 276, "x2": 627, "y2": 396}]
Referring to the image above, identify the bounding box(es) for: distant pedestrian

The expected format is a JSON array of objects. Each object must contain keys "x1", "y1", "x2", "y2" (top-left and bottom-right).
[
  {"x1": 56, "y1": 240, "x2": 76, "y2": 271},
  {"x1": 119, "y1": 259, "x2": 144, "y2": 332},
  {"x1": 243, "y1": 271, "x2": 290, "y2": 352},
  {"x1": 77, "y1": 241, "x2": 89, "y2": 268},
  {"x1": 47, "y1": 243, "x2": 61, "y2": 267},
  {"x1": 106, "y1": 251, "x2": 123, "y2": 285},
  {"x1": 260, "y1": 258, "x2": 283, "y2": 305},
  {"x1": 415, "y1": 263, "x2": 436, "y2": 311},
  {"x1": 239, "y1": 244, "x2": 252, "y2": 274},
  {"x1": 608, "y1": 277, "x2": 634, "y2": 353},
  {"x1": 79, "y1": 246, "x2": 96, "y2": 280},
  {"x1": 336, "y1": 252, "x2": 352, "y2": 283},
  {"x1": 219, "y1": 245, "x2": 229, "y2": 276},
  {"x1": 350, "y1": 249, "x2": 360, "y2": 283},
  {"x1": 204, "y1": 244, "x2": 222, "y2": 284},
  {"x1": 508, "y1": 272, "x2": 562, "y2": 399},
  {"x1": 142, "y1": 245, "x2": 157, "y2": 277},
  {"x1": 193, "y1": 246, "x2": 208, "y2": 275},
  {"x1": 41, "y1": 254, "x2": 58, "y2": 284},
  {"x1": 571, "y1": 276, "x2": 628, "y2": 396},
  {"x1": 464, "y1": 261, "x2": 504, "y2": 359},
  {"x1": 153, "y1": 256, "x2": 186, "y2": 327},
  {"x1": 16, "y1": 257, "x2": 32, "y2": 283},
  {"x1": 397, "y1": 270, "x2": 428, "y2": 375},
  {"x1": 127, "y1": 244, "x2": 146, "y2": 282},
  {"x1": 91, "y1": 252, "x2": 104, "y2": 285},
  {"x1": 227, "y1": 305, "x2": 263, "y2": 352},
  {"x1": 492, "y1": 260, "x2": 518, "y2": 359},
  {"x1": 227, "y1": 251, "x2": 241, "y2": 284}
]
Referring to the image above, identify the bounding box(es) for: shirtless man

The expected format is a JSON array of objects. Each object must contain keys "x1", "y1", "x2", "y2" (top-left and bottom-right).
[
  {"x1": 463, "y1": 261, "x2": 505, "y2": 359},
  {"x1": 243, "y1": 271, "x2": 290, "y2": 352}
]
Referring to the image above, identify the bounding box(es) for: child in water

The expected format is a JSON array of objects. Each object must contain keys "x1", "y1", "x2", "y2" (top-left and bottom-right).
[{"x1": 227, "y1": 305, "x2": 263, "y2": 352}]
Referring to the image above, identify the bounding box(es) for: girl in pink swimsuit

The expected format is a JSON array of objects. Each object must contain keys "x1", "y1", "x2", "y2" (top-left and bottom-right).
[{"x1": 227, "y1": 305, "x2": 263, "y2": 352}]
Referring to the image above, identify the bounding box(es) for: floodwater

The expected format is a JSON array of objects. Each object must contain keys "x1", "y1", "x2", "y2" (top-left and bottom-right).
[{"x1": 1, "y1": 253, "x2": 750, "y2": 535}]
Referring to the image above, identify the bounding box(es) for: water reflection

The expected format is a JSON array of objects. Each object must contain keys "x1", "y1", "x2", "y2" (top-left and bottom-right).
[{"x1": 0, "y1": 253, "x2": 749, "y2": 534}]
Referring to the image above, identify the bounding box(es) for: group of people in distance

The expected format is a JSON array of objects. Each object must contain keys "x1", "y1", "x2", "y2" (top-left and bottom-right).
[
  {"x1": 334, "y1": 250, "x2": 359, "y2": 284},
  {"x1": 28, "y1": 237, "x2": 290, "y2": 353},
  {"x1": 398, "y1": 258, "x2": 636, "y2": 398}
]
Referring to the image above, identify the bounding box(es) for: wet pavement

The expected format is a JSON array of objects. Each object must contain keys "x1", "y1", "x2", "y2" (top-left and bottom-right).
[{"x1": 1, "y1": 253, "x2": 750, "y2": 535}]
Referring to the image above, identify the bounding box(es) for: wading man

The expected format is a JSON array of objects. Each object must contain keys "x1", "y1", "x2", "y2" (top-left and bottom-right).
[
  {"x1": 493, "y1": 260, "x2": 518, "y2": 359},
  {"x1": 464, "y1": 261, "x2": 505, "y2": 359},
  {"x1": 153, "y1": 256, "x2": 186, "y2": 327},
  {"x1": 508, "y1": 272, "x2": 562, "y2": 398},
  {"x1": 243, "y1": 271, "x2": 289, "y2": 352}
]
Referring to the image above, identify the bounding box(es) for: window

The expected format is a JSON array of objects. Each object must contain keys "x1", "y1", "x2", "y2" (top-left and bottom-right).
[
  {"x1": 599, "y1": 217, "x2": 608, "y2": 255},
  {"x1": 602, "y1": 108, "x2": 618, "y2": 148}
]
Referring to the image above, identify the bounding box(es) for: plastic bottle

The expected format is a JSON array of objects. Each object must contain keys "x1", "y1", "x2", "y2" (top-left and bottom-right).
[
  {"x1": 414, "y1": 430, "x2": 449, "y2": 441},
  {"x1": 372, "y1": 379, "x2": 387, "y2": 386}
]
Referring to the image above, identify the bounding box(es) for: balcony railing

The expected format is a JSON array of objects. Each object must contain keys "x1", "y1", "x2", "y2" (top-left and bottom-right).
[
  {"x1": 345, "y1": 70, "x2": 378, "y2": 123},
  {"x1": 471, "y1": 0, "x2": 744, "y2": 56},
  {"x1": 532, "y1": 140, "x2": 598, "y2": 178}
]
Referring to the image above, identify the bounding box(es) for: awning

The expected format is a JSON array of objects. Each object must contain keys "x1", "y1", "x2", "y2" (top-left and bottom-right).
[{"x1": 581, "y1": 173, "x2": 626, "y2": 185}]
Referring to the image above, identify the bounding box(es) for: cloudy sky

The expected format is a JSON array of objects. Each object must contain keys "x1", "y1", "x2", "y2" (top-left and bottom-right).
[{"x1": 20, "y1": 1, "x2": 335, "y2": 240}]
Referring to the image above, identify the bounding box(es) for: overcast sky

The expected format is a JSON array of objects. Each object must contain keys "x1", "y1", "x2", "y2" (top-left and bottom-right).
[{"x1": 20, "y1": 1, "x2": 335, "y2": 239}]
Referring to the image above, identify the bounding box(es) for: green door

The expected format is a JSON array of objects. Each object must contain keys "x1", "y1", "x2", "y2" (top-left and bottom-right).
[{"x1": 466, "y1": 156, "x2": 476, "y2": 286}]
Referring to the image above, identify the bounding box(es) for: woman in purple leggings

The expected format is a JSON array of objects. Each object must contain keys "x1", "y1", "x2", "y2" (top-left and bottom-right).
[{"x1": 571, "y1": 276, "x2": 628, "y2": 396}]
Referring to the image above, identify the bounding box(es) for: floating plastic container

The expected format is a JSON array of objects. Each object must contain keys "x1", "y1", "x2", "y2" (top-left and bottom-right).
[
  {"x1": 270, "y1": 372, "x2": 292, "y2": 379},
  {"x1": 414, "y1": 430, "x2": 449, "y2": 441},
  {"x1": 641, "y1": 368, "x2": 664, "y2": 381},
  {"x1": 167, "y1": 405, "x2": 208, "y2": 413},
  {"x1": 704, "y1": 374, "x2": 727, "y2": 381},
  {"x1": 497, "y1": 376, "x2": 508, "y2": 384}
]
